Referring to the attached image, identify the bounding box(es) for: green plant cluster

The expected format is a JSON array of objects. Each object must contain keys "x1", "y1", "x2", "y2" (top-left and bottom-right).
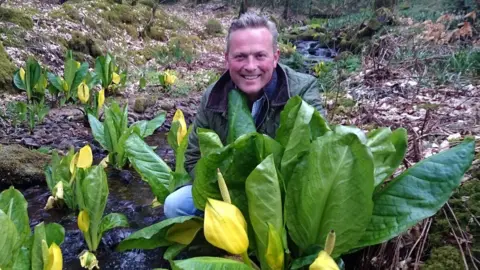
[{"x1": 205, "y1": 18, "x2": 223, "y2": 35}]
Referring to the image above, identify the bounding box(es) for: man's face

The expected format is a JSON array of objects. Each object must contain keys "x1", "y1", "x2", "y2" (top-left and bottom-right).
[{"x1": 225, "y1": 27, "x2": 280, "y2": 100}]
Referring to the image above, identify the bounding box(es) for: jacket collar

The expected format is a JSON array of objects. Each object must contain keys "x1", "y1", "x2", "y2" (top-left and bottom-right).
[{"x1": 206, "y1": 64, "x2": 291, "y2": 113}]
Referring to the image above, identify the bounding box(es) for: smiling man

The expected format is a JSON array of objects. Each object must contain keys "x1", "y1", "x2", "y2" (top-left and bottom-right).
[{"x1": 164, "y1": 12, "x2": 325, "y2": 218}]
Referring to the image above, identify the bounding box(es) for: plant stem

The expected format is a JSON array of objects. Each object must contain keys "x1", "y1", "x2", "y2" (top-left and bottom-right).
[{"x1": 241, "y1": 252, "x2": 252, "y2": 268}]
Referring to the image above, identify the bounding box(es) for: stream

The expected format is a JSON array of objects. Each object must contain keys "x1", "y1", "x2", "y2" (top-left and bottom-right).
[
  {"x1": 295, "y1": 40, "x2": 336, "y2": 68},
  {"x1": 20, "y1": 134, "x2": 176, "y2": 269}
]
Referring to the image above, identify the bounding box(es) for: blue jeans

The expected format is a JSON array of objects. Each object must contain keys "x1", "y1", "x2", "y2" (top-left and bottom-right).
[{"x1": 164, "y1": 185, "x2": 203, "y2": 218}]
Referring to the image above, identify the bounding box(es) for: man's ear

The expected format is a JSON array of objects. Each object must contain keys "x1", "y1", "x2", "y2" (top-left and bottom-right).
[
  {"x1": 224, "y1": 52, "x2": 229, "y2": 69},
  {"x1": 273, "y1": 48, "x2": 280, "y2": 67}
]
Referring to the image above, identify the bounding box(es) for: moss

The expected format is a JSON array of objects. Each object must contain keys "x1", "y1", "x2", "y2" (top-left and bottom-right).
[
  {"x1": 167, "y1": 35, "x2": 201, "y2": 57},
  {"x1": 103, "y1": 4, "x2": 138, "y2": 25},
  {"x1": 428, "y1": 179, "x2": 480, "y2": 268},
  {"x1": 139, "y1": 45, "x2": 164, "y2": 61},
  {"x1": 0, "y1": 42, "x2": 15, "y2": 93},
  {"x1": 148, "y1": 26, "x2": 167, "y2": 41},
  {"x1": 139, "y1": 0, "x2": 155, "y2": 8},
  {"x1": 423, "y1": 246, "x2": 464, "y2": 270},
  {"x1": 0, "y1": 25, "x2": 27, "y2": 48},
  {"x1": 62, "y1": 3, "x2": 82, "y2": 21},
  {"x1": 0, "y1": 144, "x2": 51, "y2": 188},
  {"x1": 92, "y1": 1, "x2": 109, "y2": 10},
  {"x1": 123, "y1": 24, "x2": 138, "y2": 38},
  {"x1": 67, "y1": 31, "x2": 103, "y2": 58},
  {"x1": 0, "y1": 7, "x2": 34, "y2": 30},
  {"x1": 205, "y1": 18, "x2": 223, "y2": 35}
]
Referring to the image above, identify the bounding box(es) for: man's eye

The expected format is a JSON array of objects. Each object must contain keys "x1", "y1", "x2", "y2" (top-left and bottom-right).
[
  {"x1": 257, "y1": 54, "x2": 266, "y2": 59},
  {"x1": 235, "y1": 55, "x2": 245, "y2": 59}
]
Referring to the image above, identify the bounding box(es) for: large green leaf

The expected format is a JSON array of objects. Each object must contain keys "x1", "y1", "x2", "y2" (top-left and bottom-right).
[
  {"x1": 0, "y1": 186, "x2": 30, "y2": 245},
  {"x1": 31, "y1": 222, "x2": 48, "y2": 270},
  {"x1": 0, "y1": 209, "x2": 19, "y2": 268},
  {"x1": 245, "y1": 155, "x2": 283, "y2": 270},
  {"x1": 64, "y1": 58, "x2": 78, "y2": 91},
  {"x1": 46, "y1": 72, "x2": 62, "y2": 92},
  {"x1": 172, "y1": 257, "x2": 251, "y2": 270},
  {"x1": 168, "y1": 121, "x2": 181, "y2": 153},
  {"x1": 197, "y1": 128, "x2": 224, "y2": 157},
  {"x1": 275, "y1": 97, "x2": 326, "y2": 186},
  {"x1": 25, "y1": 58, "x2": 41, "y2": 99},
  {"x1": 285, "y1": 133, "x2": 375, "y2": 257},
  {"x1": 76, "y1": 166, "x2": 109, "y2": 251},
  {"x1": 367, "y1": 128, "x2": 408, "y2": 187},
  {"x1": 88, "y1": 114, "x2": 108, "y2": 149},
  {"x1": 132, "y1": 113, "x2": 166, "y2": 138},
  {"x1": 355, "y1": 138, "x2": 475, "y2": 248},
  {"x1": 95, "y1": 54, "x2": 113, "y2": 89},
  {"x1": 45, "y1": 223, "x2": 65, "y2": 246},
  {"x1": 116, "y1": 216, "x2": 196, "y2": 251},
  {"x1": 13, "y1": 69, "x2": 26, "y2": 91},
  {"x1": 175, "y1": 126, "x2": 193, "y2": 174},
  {"x1": 227, "y1": 89, "x2": 256, "y2": 144},
  {"x1": 99, "y1": 213, "x2": 129, "y2": 237},
  {"x1": 125, "y1": 133, "x2": 172, "y2": 203},
  {"x1": 11, "y1": 245, "x2": 31, "y2": 270}
]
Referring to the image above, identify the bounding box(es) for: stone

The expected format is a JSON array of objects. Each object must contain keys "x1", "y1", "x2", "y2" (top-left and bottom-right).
[
  {"x1": 159, "y1": 100, "x2": 175, "y2": 111},
  {"x1": 0, "y1": 144, "x2": 51, "y2": 188}
]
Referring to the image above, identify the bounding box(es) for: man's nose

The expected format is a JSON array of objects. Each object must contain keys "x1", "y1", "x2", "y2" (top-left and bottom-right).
[{"x1": 244, "y1": 56, "x2": 257, "y2": 71}]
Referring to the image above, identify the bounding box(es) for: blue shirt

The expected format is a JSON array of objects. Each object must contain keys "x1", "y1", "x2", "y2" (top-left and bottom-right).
[{"x1": 251, "y1": 71, "x2": 278, "y2": 125}]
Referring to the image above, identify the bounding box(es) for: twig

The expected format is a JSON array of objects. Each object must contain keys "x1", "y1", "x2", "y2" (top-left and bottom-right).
[
  {"x1": 415, "y1": 218, "x2": 433, "y2": 269},
  {"x1": 406, "y1": 218, "x2": 432, "y2": 267},
  {"x1": 442, "y1": 207, "x2": 470, "y2": 270},
  {"x1": 446, "y1": 202, "x2": 479, "y2": 270}
]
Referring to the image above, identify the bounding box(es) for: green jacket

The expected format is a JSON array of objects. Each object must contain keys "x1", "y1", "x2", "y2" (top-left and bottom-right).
[{"x1": 185, "y1": 63, "x2": 324, "y2": 176}]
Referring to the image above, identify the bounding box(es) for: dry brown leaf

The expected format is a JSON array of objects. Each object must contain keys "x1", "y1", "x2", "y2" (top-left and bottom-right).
[
  {"x1": 436, "y1": 13, "x2": 454, "y2": 24},
  {"x1": 451, "y1": 21, "x2": 473, "y2": 41},
  {"x1": 465, "y1": 10, "x2": 476, "y2": 21}
]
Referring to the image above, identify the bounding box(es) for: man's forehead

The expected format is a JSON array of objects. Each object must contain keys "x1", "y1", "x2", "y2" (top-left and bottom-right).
[{"x1": 227, "y1": 27, "x2": 274, "y2": 53}]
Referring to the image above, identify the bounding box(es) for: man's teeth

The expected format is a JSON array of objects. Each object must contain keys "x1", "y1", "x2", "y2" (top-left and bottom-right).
[{"x1": 243, "y1": 75, "x2": 260, "y2": 80}]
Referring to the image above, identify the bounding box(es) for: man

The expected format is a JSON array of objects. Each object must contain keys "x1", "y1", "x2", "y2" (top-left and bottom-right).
[{"x1": 164, "y1": 12, "x2": 324, "y2": 218}]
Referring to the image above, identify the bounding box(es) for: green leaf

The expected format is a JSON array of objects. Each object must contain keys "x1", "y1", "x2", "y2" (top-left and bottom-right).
[
  {"x1": 285, "y1": 133, "x2": 375, "y2": 257},
  {"x1": 71, "y1": 62, "x2": 89, "y2": 92},
  {"x1": 45, "y1": 223, "x2": 65, "y2": 246},
  {"x1": 99, "y1": 213, "x2": 129, "y2": 236},
  {"x1": 13, "y1": 69, "x2": 26, "y2": 91},
  {"x1": 47, "y1": 72, "x2": 62, "y2": 92},
  {"x1": 163, "y1": 243, "x2": 187, "y2": 261},
  {"x1": 165, "y1": 218, "x2": 203, "y2": 245},
  {"x1": 11, "y1": 245, "x2": 31, "y2": 270},
  {"x1": 125, "y1": 133, "x2": 172, "y2": 202},
  {"x1": 25, "y1": 58, "x2": 41, "y2": 100},
  {"x1": 0, "y1": 186, "x2": 30, "y2": 245},
  {"x1": 116, "y1": 216, "x2": 196, "y2": 251},
  {"x1": 140, "y1": 77, "x2": 147, "y2": 89},
  {"x1": 0, "y1": 209, "x2": 19, "y2": 268},
  {"x1": 31, "y1": 222, "x2": 47, "y2": 270},
  {"x1": 172, "y1": 257, "x2": 251, "y2": 270},
  {"x1": 227, "y1": 89, "x2": 256, "y2": 144},
  {"x1": 88, "y1": 114, "x2": 106, "y2": 149},
  {"x1": 275, "y1": 97, "x2": 327, "y2": 186},
  {"x1": 333, "y1": 125, "x2": 367, "y2": 144},
  {"x1": 96, "y1": 54, "x2": 113, "y2": 89},
  {"x1": 76, "y1": 166, "x2": 109, "y2": 251},
  {"x1": 368, "y1": 128, "x2": 408, "y2": 187},
  {"x1": 168, "y1": 121, "x2": 181, "y2": 153},
  {"x1": 245, "y1": 155, "x2": 283, "y2": 270},
  {"x1": 141, "y1": 113, "x2": 166, "y2": 138},
  {"x1": 355, "y1": 138, "x2": 475, "y2": 248},
  {"x1": 64, "y1": 58, "x2": 78, "y2": 91},
  {"x1": 197, "y1": 128, "x2": 224, "y2": 157}
]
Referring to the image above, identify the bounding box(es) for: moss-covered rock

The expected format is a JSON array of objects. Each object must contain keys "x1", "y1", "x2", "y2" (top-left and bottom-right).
[
  {"x1": 0, "y1": 144, "x2": 51, "y2": 188},
  {"x1": 0, "y1": 42, "x2": 16, "y2": 93},
  {"x1": 0, "y1": 7, "x2": 34, "y2": 30},
  {"x1": 133, "y1": 95, "x2": 156, "y2": 113},
  {"x1": 205, "y1": 18, "x2": 223, "y2": 35},
  {"x1": 67, "y1": 31, "x2": 103, "y2": 58},
  {"x1": 0, "y1": 25, "x2": 27, "y2": 48},
  {"x1": 103, "y1": 4, "x2": 138, "y2": 25},
  {"x1": 148, "y1": 26, "x2": 167, "y2": 41},
  {"x1": 423, "y1": 246, "x2": 464, "y2": 270}
]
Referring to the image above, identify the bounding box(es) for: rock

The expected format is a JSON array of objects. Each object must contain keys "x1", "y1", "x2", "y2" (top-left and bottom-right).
[
  {"x1": 134, "y1": 97, "x2": 147, "y2": 113},
  {"x1": 0, "y1": 144, "x2": 51, "y2": 188},
  {"x1": 0, "y1": 42, "x2": 16, "y2": 94},
  {"x1": 159, "y1": 100, "x2": 175, "y2": 111}
]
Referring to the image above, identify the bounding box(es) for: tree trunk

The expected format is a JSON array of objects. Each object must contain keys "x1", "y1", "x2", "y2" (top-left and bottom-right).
[
  {"x1": 239, "y1": 0, "x2": 248, "y2": 16},
  {"x1": 283, "y1": 0, "x2": 289, "y2": 19}
]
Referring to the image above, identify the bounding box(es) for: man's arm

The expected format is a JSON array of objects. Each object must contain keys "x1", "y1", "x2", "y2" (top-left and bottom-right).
[
  {"x1": 184, "y1": 91, "x2": 210, "y2": 179},
  {"x1": 300, "y1": 77, "x2": 327, "y2": 117}
]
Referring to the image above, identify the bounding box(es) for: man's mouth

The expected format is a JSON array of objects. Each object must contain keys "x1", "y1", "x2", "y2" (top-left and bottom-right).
[{"x1": 241, "y1": 75, "x2": 261, "y2": 80}]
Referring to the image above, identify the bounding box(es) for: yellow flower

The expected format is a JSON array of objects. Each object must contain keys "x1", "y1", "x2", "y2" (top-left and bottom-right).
[
  {"x1": 19, "y1": 67, "x2": 25, "y2": 82},
  {"x1": 266, "y1": 223, "x2": 284, "y2": 270},
  {"x1": 164, "y1": 71, "x2": 177, "y2": 86},
  {"x1": 309, "y1": 251, "x2": 339, "y2": 270},
  {"x1": 78, "y1": 210, "x2": 90, "y2": 233},
  {"x1": 54, "y1": 181, "x2": 64, "y2": 200},
  {"x1": 99, "y1": 155, "x2": 108, "y2": 168},
  {"x1": 79, "y1": 250, "x2": 99, "y2": 270},
  {"x1": 77, "y1": 145, "x2": 93, "y2": 169},
  {"x1": 204, "y1": 198, "x2": 248, "y2": 255},
  {"x1": 172, "y1": 109, "x2": 187, "y2": 145},
  {"x1": 46, "y1": 243, "x2": 63, "y2": 270},
  {"x1": 70, "y1": 153, "x2": 78, "y2": 175},
  {"x1": 76, "y1": 61, "x2": 81, "y2": 69},
  {"x1": 97, "y1": 89, "x2": 105, "y2": 109},
  {"x1": 44, "y1": 196, "x2": 55, "y2": 210},
  {"x1": 112, "y1": 72, "x2": 121, "y2": 84},
  {"x1": 78, "y1": 82, "x2": 90, "y2": 103},
  {"x1": 166, "y1": 219, "x2": 203, "y2": 245}
]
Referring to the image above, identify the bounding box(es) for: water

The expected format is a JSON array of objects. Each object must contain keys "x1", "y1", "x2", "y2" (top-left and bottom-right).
[
  {"x1": 20, "y1": 133, "x2": 177, "y2": 269},
  {"x1": 295, "y1": 40, "x2": 337, "y2": 67}
]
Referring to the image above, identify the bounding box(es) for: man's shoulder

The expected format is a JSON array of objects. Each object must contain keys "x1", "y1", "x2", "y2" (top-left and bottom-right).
[{"x1": 280, "y1": 64, "x2": 316, "y2": 94}]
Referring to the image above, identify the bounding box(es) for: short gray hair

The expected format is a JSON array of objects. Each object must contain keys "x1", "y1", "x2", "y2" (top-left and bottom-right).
[{"x1": 226, "y1": 12, "x2": 278, "y2": 53}]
